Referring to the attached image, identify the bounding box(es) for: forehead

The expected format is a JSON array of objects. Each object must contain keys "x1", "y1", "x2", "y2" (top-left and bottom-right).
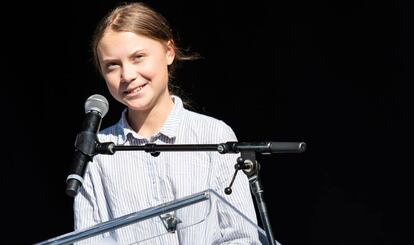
[{"x1": 98, "y1": 30, "x2": 165, "y2": 58}]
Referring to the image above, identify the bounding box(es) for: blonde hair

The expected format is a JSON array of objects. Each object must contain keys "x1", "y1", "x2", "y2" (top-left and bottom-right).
[{"x1": 91, "y1": 2, "x2": 199, "y2": 77}]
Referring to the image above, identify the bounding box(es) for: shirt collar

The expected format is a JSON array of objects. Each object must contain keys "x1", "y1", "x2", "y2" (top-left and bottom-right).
[{"x1": 115, "y1": 95, "x2": 184, "y2": 144}]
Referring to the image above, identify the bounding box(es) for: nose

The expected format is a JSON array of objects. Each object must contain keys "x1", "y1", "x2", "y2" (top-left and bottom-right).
[{"x1": 121, "y1": 63, "x2": 137, "y2": 83}]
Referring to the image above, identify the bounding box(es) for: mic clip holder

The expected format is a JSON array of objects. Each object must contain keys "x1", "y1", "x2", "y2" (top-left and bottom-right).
[{"x1": 74, "y1": 132, "x2": 99, "y2": 157}]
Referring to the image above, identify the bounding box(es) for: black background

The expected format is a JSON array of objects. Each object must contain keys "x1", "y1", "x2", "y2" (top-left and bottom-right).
[{"x1": 1, "y1": 1, "x2": 412, "y2": 244}]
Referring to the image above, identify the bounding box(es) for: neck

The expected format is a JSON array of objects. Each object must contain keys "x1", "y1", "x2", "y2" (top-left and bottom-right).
[{"x1": 127, "y1": 93, "x2": 174, "y2": 138}]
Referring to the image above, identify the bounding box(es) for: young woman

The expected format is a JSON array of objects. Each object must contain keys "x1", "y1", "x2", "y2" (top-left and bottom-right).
[{"x1": 74, "y1": 2, "x2": 260, "y2": 244}]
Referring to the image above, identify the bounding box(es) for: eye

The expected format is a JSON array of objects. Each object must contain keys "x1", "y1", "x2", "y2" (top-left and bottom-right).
[
  {"x1": 133, "y1": 54, "x2": 145, "y2": 62},
  {"x1": 104, "y1": 62, "x2": 119, "y2": 72}
]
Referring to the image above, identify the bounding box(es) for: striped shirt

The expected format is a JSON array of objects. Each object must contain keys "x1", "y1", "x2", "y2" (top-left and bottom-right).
[{"x1": 73, "y1": 96, "x2": 261, "y2": 244}]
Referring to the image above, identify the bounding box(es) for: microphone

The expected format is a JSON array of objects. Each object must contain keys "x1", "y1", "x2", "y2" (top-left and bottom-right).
[{"x1": 66, "y1": 94, "x2": 109, "y2": 197}]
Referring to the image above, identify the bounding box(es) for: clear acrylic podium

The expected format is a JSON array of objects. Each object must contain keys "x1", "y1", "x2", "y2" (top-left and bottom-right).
[{"x1": 35, "y1": 189, "x2": 277, "y2": 245}]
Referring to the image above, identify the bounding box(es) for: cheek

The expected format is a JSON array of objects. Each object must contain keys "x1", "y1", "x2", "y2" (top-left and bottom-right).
[
  {"x1": 138, "y1": 62, "x2": 158, "y2": 79},
  {"x1": 104, "y1": 75, "x2": 120, "y2": 91},
  {"x1": 142, "y1": 57, "x2": 169, "y2": 79}
]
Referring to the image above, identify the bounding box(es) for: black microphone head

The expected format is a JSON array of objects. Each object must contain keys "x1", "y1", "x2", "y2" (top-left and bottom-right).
[{"x1": 84, "y1": 94, "x2": 109, "y2": 117}]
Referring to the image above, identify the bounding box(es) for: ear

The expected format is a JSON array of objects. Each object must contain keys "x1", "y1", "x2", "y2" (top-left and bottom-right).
[{"x1": 165, "y1": 40, "x2": 175, "y2": 65}]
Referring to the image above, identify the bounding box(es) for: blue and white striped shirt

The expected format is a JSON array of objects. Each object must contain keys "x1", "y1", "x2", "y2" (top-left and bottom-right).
[{"x1": 74, "y1": 96, "x2": 260, "y2": 244}]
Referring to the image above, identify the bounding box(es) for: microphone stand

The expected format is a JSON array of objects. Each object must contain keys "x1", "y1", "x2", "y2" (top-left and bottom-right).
[
  {"x1": 223, "y1": 150, "x2": 276, "y2": 245},
  {"x1": 95, "y1": 141, "x2": 306, "y2": 245}
]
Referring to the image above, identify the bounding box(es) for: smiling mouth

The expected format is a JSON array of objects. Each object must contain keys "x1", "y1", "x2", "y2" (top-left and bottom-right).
[{"x1": 125, "y1": 83, "x2": 147, "y2": 95}]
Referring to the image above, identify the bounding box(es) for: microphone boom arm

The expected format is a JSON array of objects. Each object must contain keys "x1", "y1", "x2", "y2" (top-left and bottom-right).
[{"x1": 96, "y1": 141, "x2": 306, "y2": 155}]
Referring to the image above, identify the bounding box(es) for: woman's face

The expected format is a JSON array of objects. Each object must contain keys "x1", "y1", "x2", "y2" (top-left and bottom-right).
[{"x1": 97, "y1": 30, "x2": 175, "y2": 111}]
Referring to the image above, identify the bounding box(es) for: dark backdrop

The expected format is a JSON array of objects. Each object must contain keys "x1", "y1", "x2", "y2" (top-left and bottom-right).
[{"x1": 2, "y1": 1, "x2": 412, "y2": 244}]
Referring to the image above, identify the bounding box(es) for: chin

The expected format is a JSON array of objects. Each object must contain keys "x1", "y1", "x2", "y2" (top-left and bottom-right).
[{"x1": 127, "y1": 101, "x2": 152, "y2": 112}]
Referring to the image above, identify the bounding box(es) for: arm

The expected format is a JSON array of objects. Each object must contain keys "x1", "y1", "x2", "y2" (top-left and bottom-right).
[
  {"x1": 73, "y1": 163, "x2": 107, "y2": 244},
  {"x1": 74, "y1": 167, "x2": 100, "y2": 229},
  {"x1": 211, "y1": 121, "x2": 262, "y2": 244}
]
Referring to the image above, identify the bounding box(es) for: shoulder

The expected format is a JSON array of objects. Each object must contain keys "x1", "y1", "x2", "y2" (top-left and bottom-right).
[
  {"x1": 182, "y1": 108, "x2": 227, "y2": 128},
  {"x1": 97, "y1": 121, "x2": 122, "y2": 143},
  {"x1": 179, "y1": 108, "x2": 237, "y2": 142}
]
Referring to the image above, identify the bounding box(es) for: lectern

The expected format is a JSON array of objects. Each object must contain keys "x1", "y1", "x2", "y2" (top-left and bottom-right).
[{"x1": 35, "y1": 189, "x2": 281, "y2": 244}]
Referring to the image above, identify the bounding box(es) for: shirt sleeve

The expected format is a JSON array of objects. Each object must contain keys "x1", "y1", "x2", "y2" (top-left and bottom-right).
[
  {"x1": 73, "y1": 162, "x2": 107, "y2": 244},
  {"x1": 211, "y1": 121, "x2": 262, "y2": 244}
]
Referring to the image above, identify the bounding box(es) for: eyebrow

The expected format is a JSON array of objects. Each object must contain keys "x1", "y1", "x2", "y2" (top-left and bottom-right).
[
  {"x1": 101, "y1": 58, "x2": 118, "y2": 64},
  {"x1": 101, "y1": 49, "x2": 147, "y2": 64},
  {"x1": 129, "y1": 49, "x2": 147, "y2": 59}
]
